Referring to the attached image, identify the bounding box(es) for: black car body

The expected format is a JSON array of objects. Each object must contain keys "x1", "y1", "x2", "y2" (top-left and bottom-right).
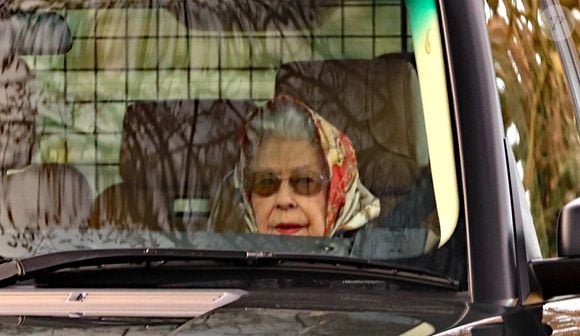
[{"x1": 0, "y1": 0, "x2": 578, "y2": 335}]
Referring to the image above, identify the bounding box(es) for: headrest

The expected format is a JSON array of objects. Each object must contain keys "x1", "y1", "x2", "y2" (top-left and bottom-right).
[
  {"x1": 0, "y1": 57, "x2": 36, "y2": 170},
  {"x1": 119, "y1": 99, "x2": 254, "y2": 197},
  {"x1": 0, "y1": 12, "x2": 72, "y2": 58},
  {"x1": 275, "y1": 53, "x2": 428, "y2": 193}
]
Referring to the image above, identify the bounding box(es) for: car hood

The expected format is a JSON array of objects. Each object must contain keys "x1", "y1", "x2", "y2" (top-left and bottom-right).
[{"x1": 0, "y1": 288, "x2": 467, "y2": 336}]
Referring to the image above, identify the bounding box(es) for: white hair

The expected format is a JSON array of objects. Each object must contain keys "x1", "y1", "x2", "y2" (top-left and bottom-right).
[{"x1": 245, "y1": 102, "x2": 320, "y2": 170}]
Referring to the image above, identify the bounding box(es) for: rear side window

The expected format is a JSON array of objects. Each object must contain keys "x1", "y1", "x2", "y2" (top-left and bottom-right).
[{"x1": 485, "y1": 0, "x2": 579, "y2": 256}]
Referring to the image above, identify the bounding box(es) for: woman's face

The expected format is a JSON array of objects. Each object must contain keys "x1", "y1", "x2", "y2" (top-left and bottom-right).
[{"x1": 249, "y1": 137, "x2": 327, "y2": 236}]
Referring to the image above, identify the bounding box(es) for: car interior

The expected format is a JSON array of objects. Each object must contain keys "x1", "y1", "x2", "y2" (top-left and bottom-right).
[{"x1": 0, "y1": 0, "x2": 441, "y2": 258}]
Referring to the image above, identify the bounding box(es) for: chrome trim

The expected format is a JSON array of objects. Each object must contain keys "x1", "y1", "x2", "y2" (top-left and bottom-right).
[
  {"x1": 435, "y1": 316, "x2": 504, "y2": 335},
  {"x1": 400, "y1": 322, "x2": 436, "y2": 335},
  {"x1": 0, "y1": 289, "x2": 247, "y2": 317}
]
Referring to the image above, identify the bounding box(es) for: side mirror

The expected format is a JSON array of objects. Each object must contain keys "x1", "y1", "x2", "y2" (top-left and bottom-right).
[
  {"x1": 557, "y1": 198, "x2": 580, "y2": 257},
  {"x1": 532, "y1": 198, "x2": 580, "y2": 299}
]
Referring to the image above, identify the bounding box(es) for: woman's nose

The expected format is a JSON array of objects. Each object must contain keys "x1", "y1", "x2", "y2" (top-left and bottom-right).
[{"x1": 274, "y1": 180, "x2": 297, "y2": 209}]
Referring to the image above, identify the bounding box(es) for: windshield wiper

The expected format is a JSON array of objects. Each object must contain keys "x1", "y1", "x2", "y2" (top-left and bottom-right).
[{"x1": 0, "y1": 249, "x2": 459, "y2": 289}]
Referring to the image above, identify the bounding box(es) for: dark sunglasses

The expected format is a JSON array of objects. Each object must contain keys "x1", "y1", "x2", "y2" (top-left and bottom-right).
[{"x1": 248, "y1": 171, "x2": 327, "y2": 197}]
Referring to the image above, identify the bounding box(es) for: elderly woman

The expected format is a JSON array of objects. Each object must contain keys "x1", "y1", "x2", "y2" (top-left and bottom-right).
[{"x1": 209, "y1": 95, "x2": 380, "y2": 237}]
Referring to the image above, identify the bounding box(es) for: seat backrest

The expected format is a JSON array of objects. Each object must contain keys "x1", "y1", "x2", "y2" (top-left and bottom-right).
[
  {"x1": 0, "y1": 56, "x2": 93, "y2": 230},
  {"x1": 275, "y1": 54, "x2": 432, "y2": 227},
  {"x1": 90, "y1": 99, "x2": 253, "y2": 231},
  {"x1": 89, "y1": 183, "x2": 171, "y2": 231},
  {"x1": 119, "y1": 99, "x2": 252, "y2": 197}
]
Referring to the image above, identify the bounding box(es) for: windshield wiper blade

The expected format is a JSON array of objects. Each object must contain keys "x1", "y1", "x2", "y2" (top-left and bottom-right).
[
  {"x1": 0, "y1": 249, "x2": 459, "y2": 289},
  {"x1": 266, "y1": 254, "x2": 460, "y2": 289},
  {"x1": 0, "y1": 249, "x2": 249, "y2": 286}
]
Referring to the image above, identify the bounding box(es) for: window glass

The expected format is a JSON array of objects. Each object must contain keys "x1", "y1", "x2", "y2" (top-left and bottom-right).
[
  {"x1": 0, "y1": 0, "x2": 464, "y2": 283},
  {"x1": 485, "y1": 0, "x2": 579, "y2": 256}
]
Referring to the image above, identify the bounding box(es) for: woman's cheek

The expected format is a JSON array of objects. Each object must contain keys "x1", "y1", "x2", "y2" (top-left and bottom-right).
[
  {"x1": 251, "y1": 196, "x2": 271, "y2": 233},
  {"x1": 307, "y1": 193, "x2": 328, "y2": 236},
  {"x1": 308, "y1": 222, "x2": 325, "y2": 236}
]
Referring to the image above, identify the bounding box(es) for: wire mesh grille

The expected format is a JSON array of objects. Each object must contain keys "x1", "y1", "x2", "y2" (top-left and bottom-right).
[{"x1": 22, "y1": 0, "x2": 410, "y2": 194}]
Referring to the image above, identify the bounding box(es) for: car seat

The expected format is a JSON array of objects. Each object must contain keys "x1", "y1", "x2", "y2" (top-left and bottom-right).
[
  {"x1": 89, "y1": 99, "x2": 253, "y2": 232},
  {"x1": 0, "y1": 56, "x2": 93, "y2": 230},
  {"x1": 274, "y1": 53, "x2": 437, "y2": 238}
]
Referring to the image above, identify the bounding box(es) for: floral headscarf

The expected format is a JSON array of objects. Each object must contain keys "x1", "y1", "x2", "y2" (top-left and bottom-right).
[{"x1": 234, "y1": 95, "x2": 380, "y2": 236}]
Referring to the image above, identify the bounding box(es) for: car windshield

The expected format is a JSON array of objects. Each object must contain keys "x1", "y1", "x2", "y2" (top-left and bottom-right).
[{"x1": 0, "y1": 0, "x2": 465, "y2": 284}]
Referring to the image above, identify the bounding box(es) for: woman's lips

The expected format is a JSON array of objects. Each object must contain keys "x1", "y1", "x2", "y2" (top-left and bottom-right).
[{"x1": 273, "y1": 223, "x2": 305, "y2": 235}]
